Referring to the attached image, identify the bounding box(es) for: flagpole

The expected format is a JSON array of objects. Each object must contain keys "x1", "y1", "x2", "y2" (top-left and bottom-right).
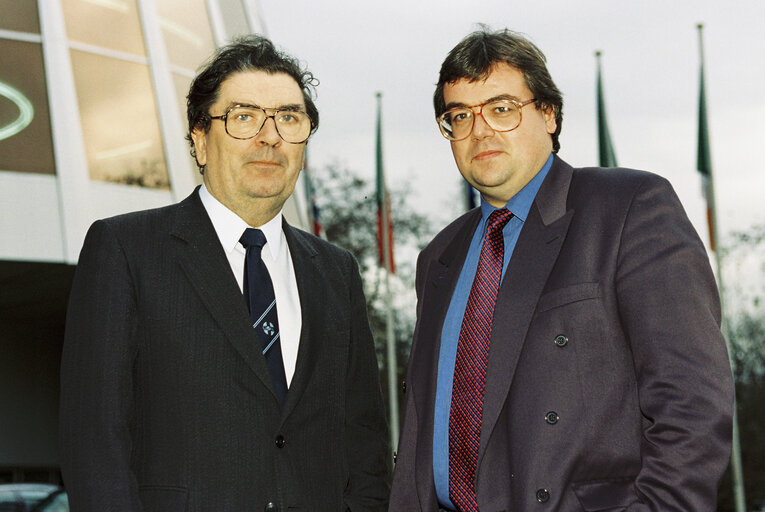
[
  {"x1": 376, "y1": 92, "x2": 400, "y2": 453},
  {"x1": 697, "y1": 23, "x2": 746, "y2": 512}
]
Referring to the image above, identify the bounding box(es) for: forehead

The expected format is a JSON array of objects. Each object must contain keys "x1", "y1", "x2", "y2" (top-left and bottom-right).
[
  {"x1": 443, "y1": 63, "x2": 531, "y2": 105},
  {"x1": 214, "y1": 70, "x2": 305, "y2": 108}
]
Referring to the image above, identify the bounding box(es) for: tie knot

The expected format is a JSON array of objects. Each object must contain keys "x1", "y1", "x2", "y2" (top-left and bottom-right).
[
  {"x1": 240, "y1": 228, "x2": 267, "y2": 251},
  {"x1": 487, "y1": 208, "x2": 512, "y2": 233}
]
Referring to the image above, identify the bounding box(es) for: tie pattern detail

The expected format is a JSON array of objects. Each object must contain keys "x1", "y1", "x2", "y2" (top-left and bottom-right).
[
  {"x1": 240, "y1": 228, "x2": 288, "y2": 406},
  {"x1": 449, "y1": 208, "x2": 513, "y2": 511}
]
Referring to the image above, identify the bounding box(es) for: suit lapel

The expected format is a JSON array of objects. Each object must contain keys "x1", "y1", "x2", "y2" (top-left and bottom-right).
[
  {"x1": 478, "y1": 156, "x2": 574, "y2": 467},
  {"x1": 169, "y1": 188, "x2": 278, "y2": 401},
  {"x1": 279, "y1": 221, "x2": 320, "y2": 419},
  {"x1": 411, "y1": 210, "x2": 481, "y2": 419},
  {"x1": 407, "y1": 209, "x2": 480, "y2": 504}
]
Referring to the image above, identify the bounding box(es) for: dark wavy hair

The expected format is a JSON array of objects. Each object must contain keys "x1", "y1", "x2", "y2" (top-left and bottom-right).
[
  {"x1": 186, "y1": 35, "x2": 319, "y2": 171},
  {"x1": 434, "y1": 27, "x2": 563, "y2": 152}
]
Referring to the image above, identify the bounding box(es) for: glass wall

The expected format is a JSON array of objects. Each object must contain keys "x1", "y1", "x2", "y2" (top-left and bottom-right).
[
  {"x1": 0, "y1": 2, "x2": 56, "y2": 175},
  {"x1": 1, "y1": 0, "x2": 217, "y2": 188},
  {"x1": 70, "y1": 50, "x2": 169, "y2": 188},
  {"x1": 161, "y1": 0, "x2": 215, "y2": 182},
  {"x1": 158, "y1": 0, "x2": 215, "y2": 71},
  {"x1": 61, "y1": 0, "x2": 147, "y2": 56},
  {"x1": 0, "y1": 1, "x2": 40, "y2": 33},
  {"x1": 62, "y1": 0, "x2": 169, "y2": 189}
]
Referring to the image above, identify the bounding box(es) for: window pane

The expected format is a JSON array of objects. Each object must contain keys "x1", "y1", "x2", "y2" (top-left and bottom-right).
[
  {"x1": 172, "y1": 72, "x2": 191, "y2": 133},
  {"x1": 62, "y1": 0, "x2": 146, "y2": 56},
  {"x1": 71, "y1": 50, "x2": 169, "y2": 189},
  {"x1": 0, "y1": 39, "x2": 55, "y2": 174},
  {"x1": 173, "y1": 71, "x2": 202, "y2": 186},
  {"x1": 0, "y1": 0, "x2": 40, "y2": 33},
  {"x1": 157, "y1": 0, "x2": 216, "y2": 70}
]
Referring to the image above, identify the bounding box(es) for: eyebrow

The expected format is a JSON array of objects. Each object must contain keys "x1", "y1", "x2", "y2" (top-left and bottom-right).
[
  {"x1": 228, "y1": 102, "x2": 306, "y2": 112},
  {"x1": 444, "y1": 94, "x2": 522, "y2": 111}
]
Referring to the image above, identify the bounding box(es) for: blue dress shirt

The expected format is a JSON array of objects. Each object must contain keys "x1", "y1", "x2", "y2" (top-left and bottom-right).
[{"x1": 432, "y1": 154, "x2": 553, "y2": 508}]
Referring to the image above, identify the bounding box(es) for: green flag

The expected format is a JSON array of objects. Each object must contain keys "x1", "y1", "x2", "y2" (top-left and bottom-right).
[
  {"x1": 375, "y1": 93, "x2": 395, "y2": 273},
  {"x1": 696, "y1": 24, "x2": 716, "y2": 251},
  {"x1": 596, "y1": 51, "x2": 617, "y2": 167},
  {"x1": 697, "y1": 42, "x2": 712, "y2": 179}
]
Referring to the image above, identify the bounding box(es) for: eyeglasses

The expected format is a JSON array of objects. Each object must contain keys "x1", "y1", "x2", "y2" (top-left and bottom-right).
[
  {"x1": 209, "y1": 105, "x2": 312, "y2": 144},
  {"x1": 437, "y1": 98, "x2": 537, "y2": 141}
]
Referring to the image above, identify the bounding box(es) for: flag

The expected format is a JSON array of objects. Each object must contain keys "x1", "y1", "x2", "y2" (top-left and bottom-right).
[
  {"x1": 595, "y1": 51, "x2": 618, "y2": 167},
  {"x1": 375, "y1": 92, "x2": 395, "y2": 273},
  {"x1": 464, "y1": 181, "x2": 478, "y2": 210},
  {"x1": 696, "y1": 24, "x2": 716, "y2": 251},
  {"x1": 301, "y1": 148, "x2": 324, "y2": 238},
  {"x1": 303, "y1": 170, "x2": 324, "y2": 238},
  {"x1": 696, "y1": 25, "x2": 747, "y2": 512}
]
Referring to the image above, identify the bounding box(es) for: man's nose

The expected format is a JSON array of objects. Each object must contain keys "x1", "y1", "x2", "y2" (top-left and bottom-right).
[
  {"x1": 471, "y1": 111, "x2": 494, "y2": 139},
  {"x1": 254, "y1": 116, "x2": 282, "y2": 145}
]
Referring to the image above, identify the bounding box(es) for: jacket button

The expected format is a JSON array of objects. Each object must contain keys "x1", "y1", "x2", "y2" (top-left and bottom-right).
[
  {"x1": 536, "y1": 488, "x2": 550, "y2": 503},
  {"x1": 275, "y1": 435, "x2": 285, "y2": 448},
  {"x1": 401, "y1": 380, "x2": 407, "y2": 394},
  {"x1": 264, "y1": 502, "x2": 278, "y2": 511},
  {"x1": 393, "y1": 451, "x2": 397, "y2": 464},
  {"x1": 544, "y1": 411, "x2": 559, "y2": 425},
  {"x1": 554, "y1": 335, "x2": 568, "y2": 347}
]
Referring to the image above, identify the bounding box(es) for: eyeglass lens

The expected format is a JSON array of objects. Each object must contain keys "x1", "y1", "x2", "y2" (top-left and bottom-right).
[
  {"x1": 439, "y1": 100, "x2": 522, "y2": 140},
  {"x1": 225, "y1": 106, "x2": 311, "y2": 143}
]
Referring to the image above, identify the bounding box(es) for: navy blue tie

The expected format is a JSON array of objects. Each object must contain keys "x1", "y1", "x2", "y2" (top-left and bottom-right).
[{"x1": 240, "y1": 228, "x2": 288, "y2": 406}]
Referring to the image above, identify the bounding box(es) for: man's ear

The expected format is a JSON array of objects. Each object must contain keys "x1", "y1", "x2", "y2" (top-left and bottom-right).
[
  {"x1": 543, "y1": 105, "x2": 557, "y2": 135},
  {"x1": 191, "y1": 127, "x2": 207, "y2": 167}
]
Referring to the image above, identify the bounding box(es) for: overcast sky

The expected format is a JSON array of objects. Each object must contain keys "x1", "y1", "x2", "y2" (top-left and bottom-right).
[{"x1": 259, "y1": 0, "x2": 764, "y2": 250}]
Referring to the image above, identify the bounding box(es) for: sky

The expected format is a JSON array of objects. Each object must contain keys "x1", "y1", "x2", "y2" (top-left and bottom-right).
[{"x1": 258, "y1": 0, "x2": 764, "y2": 257}]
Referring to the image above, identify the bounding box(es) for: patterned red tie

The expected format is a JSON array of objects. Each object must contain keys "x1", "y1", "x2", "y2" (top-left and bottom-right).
[{"x1": 449, "y1": 208, "x2": 513, "y2": 511}]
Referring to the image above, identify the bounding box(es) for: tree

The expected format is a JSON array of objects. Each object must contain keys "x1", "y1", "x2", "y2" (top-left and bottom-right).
[
  {"x1": 311, "y1": 162, "x2": 434, "y2": 428},
  {"x1": 717, "y1": 224, "x2": 765, "y2": 511}
]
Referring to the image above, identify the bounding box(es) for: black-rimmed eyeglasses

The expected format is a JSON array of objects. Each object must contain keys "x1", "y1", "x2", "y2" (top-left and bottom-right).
[{"x1": 209, "y1": 105, "x2": 313, "y2": 144}]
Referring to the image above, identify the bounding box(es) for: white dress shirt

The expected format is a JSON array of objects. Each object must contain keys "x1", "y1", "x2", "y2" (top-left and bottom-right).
[{"x1": 199, "y1": 184, "x2": 302, "y2": 386}]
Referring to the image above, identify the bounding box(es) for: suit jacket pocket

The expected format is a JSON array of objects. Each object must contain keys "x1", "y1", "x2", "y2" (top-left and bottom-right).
[
  {"x1": 139, "y1": 485, "x2": 189, "y2": 512},
  {"x1": 571, "y1": 478, "x2": 638, "y2": 511},
  {"x1": 536, "y1": 282, "x2": 600, "y2": 314}
]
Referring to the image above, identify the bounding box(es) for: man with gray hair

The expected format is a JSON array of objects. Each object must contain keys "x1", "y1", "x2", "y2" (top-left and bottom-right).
[
  {"x1": 390, "y1": 28, "x2": 732, "y2": 511},
  {"x1": 61, "y1": 35, "x2": 390, "y2": 512}
]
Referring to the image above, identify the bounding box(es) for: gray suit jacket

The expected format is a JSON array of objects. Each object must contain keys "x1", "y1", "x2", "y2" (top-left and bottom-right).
[
  {"x1": 389, "y1": 156, "x2": 733, "y2": 511},
  {"x1": 60, "y1": 188, "x2": 390, "y2": 511}
]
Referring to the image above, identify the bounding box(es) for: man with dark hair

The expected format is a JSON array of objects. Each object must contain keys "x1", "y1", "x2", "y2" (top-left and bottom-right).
[
  {"x1": 389, "y1": 28, "x2": 733, "y2": 511},
  {"x1": 60, "y1": 35, "x2": 390, "y2": 512}
]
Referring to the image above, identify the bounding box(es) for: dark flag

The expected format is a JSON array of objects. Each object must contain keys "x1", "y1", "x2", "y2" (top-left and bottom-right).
[
  {"x1": 464, "y1": 181, "x2": 478, "y2": 210},
  {"x1": 375, "y1": 92, "x2": 395, "y2": 274},
  {"x1": 596, "y1": 51, "x2": 618, "y2": 167},
  {"x1": 696, "y1": 26, "x2": 715, "y2": 251}
]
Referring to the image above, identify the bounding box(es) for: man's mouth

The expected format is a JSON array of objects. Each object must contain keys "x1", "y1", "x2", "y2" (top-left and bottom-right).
[
  {"x1": 248, "y1": 156, "x2": 282, "y2": 168},
  {"x1": 472, "y1": 150, "x2": 503, "y2": 161}
]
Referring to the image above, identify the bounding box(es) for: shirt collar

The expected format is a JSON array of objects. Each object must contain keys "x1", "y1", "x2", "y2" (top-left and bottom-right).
[
  {"x1": 479, "y1": 153, "x2": 554, "y2": 222},
  {"x1": 199, "y1": 183, "x2": 283, "y2": 260}
]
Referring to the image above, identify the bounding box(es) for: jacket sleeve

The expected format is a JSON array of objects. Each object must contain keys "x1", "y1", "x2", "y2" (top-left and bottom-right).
[
  {"x1": 342, "y1": 252, "x2": 392, "y2": 511},
  {"x1": 616, "y1": 176, "x2": 734, "y2": 510},
  {"x1": 59, "y1": 220, "x2": 143, "y2": 511}
]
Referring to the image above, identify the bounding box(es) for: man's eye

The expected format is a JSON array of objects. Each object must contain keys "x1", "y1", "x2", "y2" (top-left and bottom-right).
[
  {"x1": 491, "y1": 103, "x2": 516, "y2": 116},
  {"x1": 235, "y1": 113, "x2": 252, "y2": 122},
  {"x1": 452, "y1": 112, "x2": 470, "y2": 123},
  {"x1": 278, "y1": 113, "x2": 297, "y2": 123}
]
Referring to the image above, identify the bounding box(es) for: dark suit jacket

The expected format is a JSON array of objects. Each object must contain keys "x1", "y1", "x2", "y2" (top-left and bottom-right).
[
  {"x1": 389, "y1": 156, "x2": 733, "y2": 511},
  {"x1": 60, "y1": 188, "x2": 390, "y2": 511}
]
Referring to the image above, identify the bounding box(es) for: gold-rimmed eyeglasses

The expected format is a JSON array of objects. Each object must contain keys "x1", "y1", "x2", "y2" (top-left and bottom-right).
[
  {"x1": 209, "y1": 105, "x2": 313, "y2": 144},
  {"x1": 437, "y1": 98, "x2": 537, "y2": 141}
]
